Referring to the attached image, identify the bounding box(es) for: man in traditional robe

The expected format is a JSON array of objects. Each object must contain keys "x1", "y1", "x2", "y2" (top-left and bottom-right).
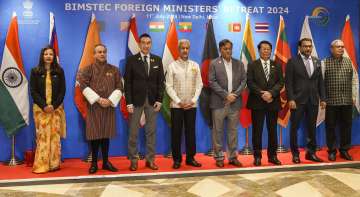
[{"x1": 77, "y1": 44, "x2": 123, "y2": 174}]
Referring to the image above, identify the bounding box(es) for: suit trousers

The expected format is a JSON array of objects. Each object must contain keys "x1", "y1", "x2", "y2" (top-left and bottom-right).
[
  {"x1": 251, "y1": 109, "x2": 278, "y2": 158},
  {"x1": 212, "y1": 105, "x2": 239, "y2": 161},
  {"x1": 171, "y1": 108, "x2": 197, "y2": 163},
  {"x1": 128, "y1": 98, "x2": 158, "y2": 162},
  {"x1": 290, "y1": 102, "x2": 318, "y2": 156},
  {"x1": 325, "y1": 105, "x2": 352, "y2": 154}
]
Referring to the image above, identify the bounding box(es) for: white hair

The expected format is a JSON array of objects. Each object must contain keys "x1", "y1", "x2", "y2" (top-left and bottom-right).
[
  {"x1": 178, "y1": 39, "x2": 190, "y2": 48},
  {"x1": 330, "y1": 39, "x2": 344, "y2": 47}
]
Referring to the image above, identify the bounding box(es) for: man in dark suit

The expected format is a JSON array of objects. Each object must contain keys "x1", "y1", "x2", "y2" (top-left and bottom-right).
[
  {"x1": 285, "y1": 38, "x2": 326, "y2": 163},
  {"x1": 247, "y1": 40, "x2": 284, "y2": 166},
  {"x1": 124, "y1": 33, "x2": 165, "y2": 171},
  {"x1": 209, "y1": 39, "x2": 247, "y2": 168}
]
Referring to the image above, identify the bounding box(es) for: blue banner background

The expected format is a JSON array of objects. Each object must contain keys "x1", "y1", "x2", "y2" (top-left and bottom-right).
[{"x1": 0, "y1": 0, "x2": 359, "y2": 161}]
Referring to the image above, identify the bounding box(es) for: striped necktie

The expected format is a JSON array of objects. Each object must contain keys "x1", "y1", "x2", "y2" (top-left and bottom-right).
[{"x1": 264, "y1": 62, "x2": 269, "y2": 81}]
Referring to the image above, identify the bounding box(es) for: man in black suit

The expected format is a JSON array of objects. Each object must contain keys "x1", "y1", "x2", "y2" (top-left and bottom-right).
[
  {"x1": 124, "y1": 33, "x2": 165, "y2": 171},
  {"x1": 285, "y1": 38, "x2": 326, "y2": 163},
  {"x1": 247, "y1": 40, "x2": 284, "y2": 166}
]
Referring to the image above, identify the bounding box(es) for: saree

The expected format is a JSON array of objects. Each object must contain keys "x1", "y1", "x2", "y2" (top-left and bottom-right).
[{"x1": 32, "y1": 71, "x2": 66, "y2": 173}]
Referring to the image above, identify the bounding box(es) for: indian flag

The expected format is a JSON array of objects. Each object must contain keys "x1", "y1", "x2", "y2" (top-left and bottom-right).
[
  {"x1": 341, "y1": 15, "x2": 360, "y2": 117},
  {"x1": 0, "y1": 12, "x2": 29, "y2": 136},
  {"x1": 161, "y1": 16, "x2": 179, "y2": 126},
  {"x1": 178, "y1": 22, "x2": 192, "y2": 32},
  {"x1": 149, "y1": 21, "x2": 165, "y2": 32}
]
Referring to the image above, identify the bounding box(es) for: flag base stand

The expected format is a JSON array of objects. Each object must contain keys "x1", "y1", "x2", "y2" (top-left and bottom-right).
[
  {"x1": 82, "y1": 152, "x2": 92, "y2": 163},
  {"x1": 4, "y1": 136, "x2": 23, "y2": 166},
  {"x1": 239, "y1": 145, "x2": 253, "y2": 155},
  {"x1": 164, "y1": 152, "x2": 172, "y2": 158},
  {"x1": 4, "y1": 157, "x2": 23, "y2": 166},
  {"x1": 277, "y1": 127, "x2": 289, "y2": 153},
  {"x1": 277, "y1": 145, "x2": 289, "y2": 153},
  {"x1": 239, "y1": 128, "x2": 253, "y2": 155},
  {"x1": 205, "y1": 149, "x2": 214, "y2": 157}
]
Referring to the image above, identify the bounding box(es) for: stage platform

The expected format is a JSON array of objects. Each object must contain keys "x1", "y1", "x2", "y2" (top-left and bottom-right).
[{"x1": 0, "y1": 146, "x2": 359, "y2": 187}]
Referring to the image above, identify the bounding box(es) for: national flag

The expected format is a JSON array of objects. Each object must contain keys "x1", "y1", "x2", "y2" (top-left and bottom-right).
[
  {"x1": 149, "y1": 21, "x2": 165, "y2": 32},
  {"x1": 49, "y1": 12, "x2": 60, "y2": 62},
  {"x1": 161, "y1": 17, "x2": 179, "y2": 126},
  {"x1": 274, "y1": 15, "x2": 292, "y2": 127},
  {"x1": 228, "y1": 23, "x2": 241, "y2": 32},
  {"x1": 199, "y1": 18, "x2": 219, "y2": 128},
  {"x1": 341, "y1": 15, "x2": 360, "y2": 117},
  {"x1": 298, "y1": 16, "x2": 324, "y2": 126},
  {"x1": 239, "y1": 15, "x2": 256, "y2": 128},
  {"x1": 120, "y1": 15, "x2": 146, "y2": 126},
  {"x1": 119, "y1": 21, "x2": 129, "y2": 32},
  {"x1": 255, "y1": 22, "x2": 269, "y2": 33},
  {"x1": 74, "y1": 13, "x2": 101, "y2": 119},
  {"x1": 178, "y1": 22, "x2": 192, "y2": 32},
  {"x1": 0, "y1": 12, "x2": 29, "y2": 136}
]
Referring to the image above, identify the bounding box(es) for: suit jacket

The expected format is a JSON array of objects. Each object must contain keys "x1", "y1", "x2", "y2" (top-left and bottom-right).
[
  {"x1": 208, "y1": 57, "x2": 246, "y2": 110},
  {"x1": 30, "y1": 66, "x2": 66, "y2": 110},
  {"x1": 285, "y1": 55, "x2": 325, "y2": 105},
  {"x1": 247, "y1": 59, "x2": 284, "y2": 110},
  {"x1": 124, "y1": 53, "x2": 165, "y2": 107}
]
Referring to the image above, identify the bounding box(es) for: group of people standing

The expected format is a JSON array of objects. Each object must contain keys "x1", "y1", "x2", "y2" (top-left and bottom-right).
[{"x1": 29, "y1": 34, "x2": 354, "y2": 174}]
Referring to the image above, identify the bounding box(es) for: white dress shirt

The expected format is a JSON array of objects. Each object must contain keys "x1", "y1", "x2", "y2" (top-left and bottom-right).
[{"x1": 222, "y1": 58, "x2": 233, "y2": 93}]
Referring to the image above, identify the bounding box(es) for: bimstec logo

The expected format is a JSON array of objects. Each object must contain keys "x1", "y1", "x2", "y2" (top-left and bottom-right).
[
  {"x1": 2, "y1": 67, "x2": 23, "y2": 88},
  {"x1": 309, "y1": 7, "x2": 329, "y2": 26}
]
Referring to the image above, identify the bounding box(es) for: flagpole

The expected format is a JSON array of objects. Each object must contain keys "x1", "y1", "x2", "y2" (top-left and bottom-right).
[
  {"x1": 239, "y1": 128, "x2": 253, "y2": 155},
  {"x1": 4, "y1": 136, "x2": 23, "y2": 166},
  {"x1": 277, "y1": 126, "x2": 288, "y2": 153}
]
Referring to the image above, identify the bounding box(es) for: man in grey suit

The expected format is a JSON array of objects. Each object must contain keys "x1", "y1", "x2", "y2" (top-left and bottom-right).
[{"x1": 209, "y1": 39, "x2": 247, "y2": 168}]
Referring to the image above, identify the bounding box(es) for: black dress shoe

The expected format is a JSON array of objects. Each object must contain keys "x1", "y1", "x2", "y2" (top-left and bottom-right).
[
  {"x1": 186, "y1": 160, "x2": 202, "y2": 167},
  {"x1": 216, "y1": 160, "x2": 224, "y2": 168},
  {"x1": 292, "y1": 155, "x2": 300, "y2": 164},
  {"x1": 103, "y1": 161, "x2": 118, "y2": 172},
  {"x1": 328, "y1": 152, "x2": 336, "y2": 161},
  {"x1": 268, "y1": 156, "x2": 282, "y2": 165},
  {"x1": 340, "y1": 151, "x2": 353, "y2": 161},
  {"x1": 89, "y1": 164, "x2": 98, "y2": 174},
  {"x1": 305, "y1": 153, "x2": 323, "y2": 162},
  {"x1": 145, "y1": 161, "x2": 159, "y2": 170},
  {"x1": 173, "y1": 162, "x2": 181, "y2": 169},
  {"x1": 229, "y1": 158, "x2": 242, "y2": 167},
  {"x1": 129, "y1": 161, "x2": 138, "y2": 171},
  {"x1": 253, "y1": 158, "x2": 261, "y2": 166}
]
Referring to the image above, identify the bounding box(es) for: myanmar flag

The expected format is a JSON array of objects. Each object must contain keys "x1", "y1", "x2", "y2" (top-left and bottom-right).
[
  {"x1": 0, "y1": 12, "x2": 29, "y2": 136},
  {"x1": 239, "y1": 16, "x2": 256, "y2": 129},
  {"x1": 161, "y1": 17, "x2": 179, "y2": 126},
  {"x1": 178, "y1": 22, "x2": 192, "y2": 32},
  {"x1": 274, "y1": 15, "x2": 291, "y2": 127}
]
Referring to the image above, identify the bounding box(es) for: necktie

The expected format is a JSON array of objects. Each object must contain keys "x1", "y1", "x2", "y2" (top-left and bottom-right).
[
  {"x1": 304, "y1": 58, "x2": 311, "y2": 77},
  {"x1": 143, "y1": 55, "x2": 149, "y2": 75},
  {"x1": 264, "y1": 62, "x2": 269, "y2": 81}
]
